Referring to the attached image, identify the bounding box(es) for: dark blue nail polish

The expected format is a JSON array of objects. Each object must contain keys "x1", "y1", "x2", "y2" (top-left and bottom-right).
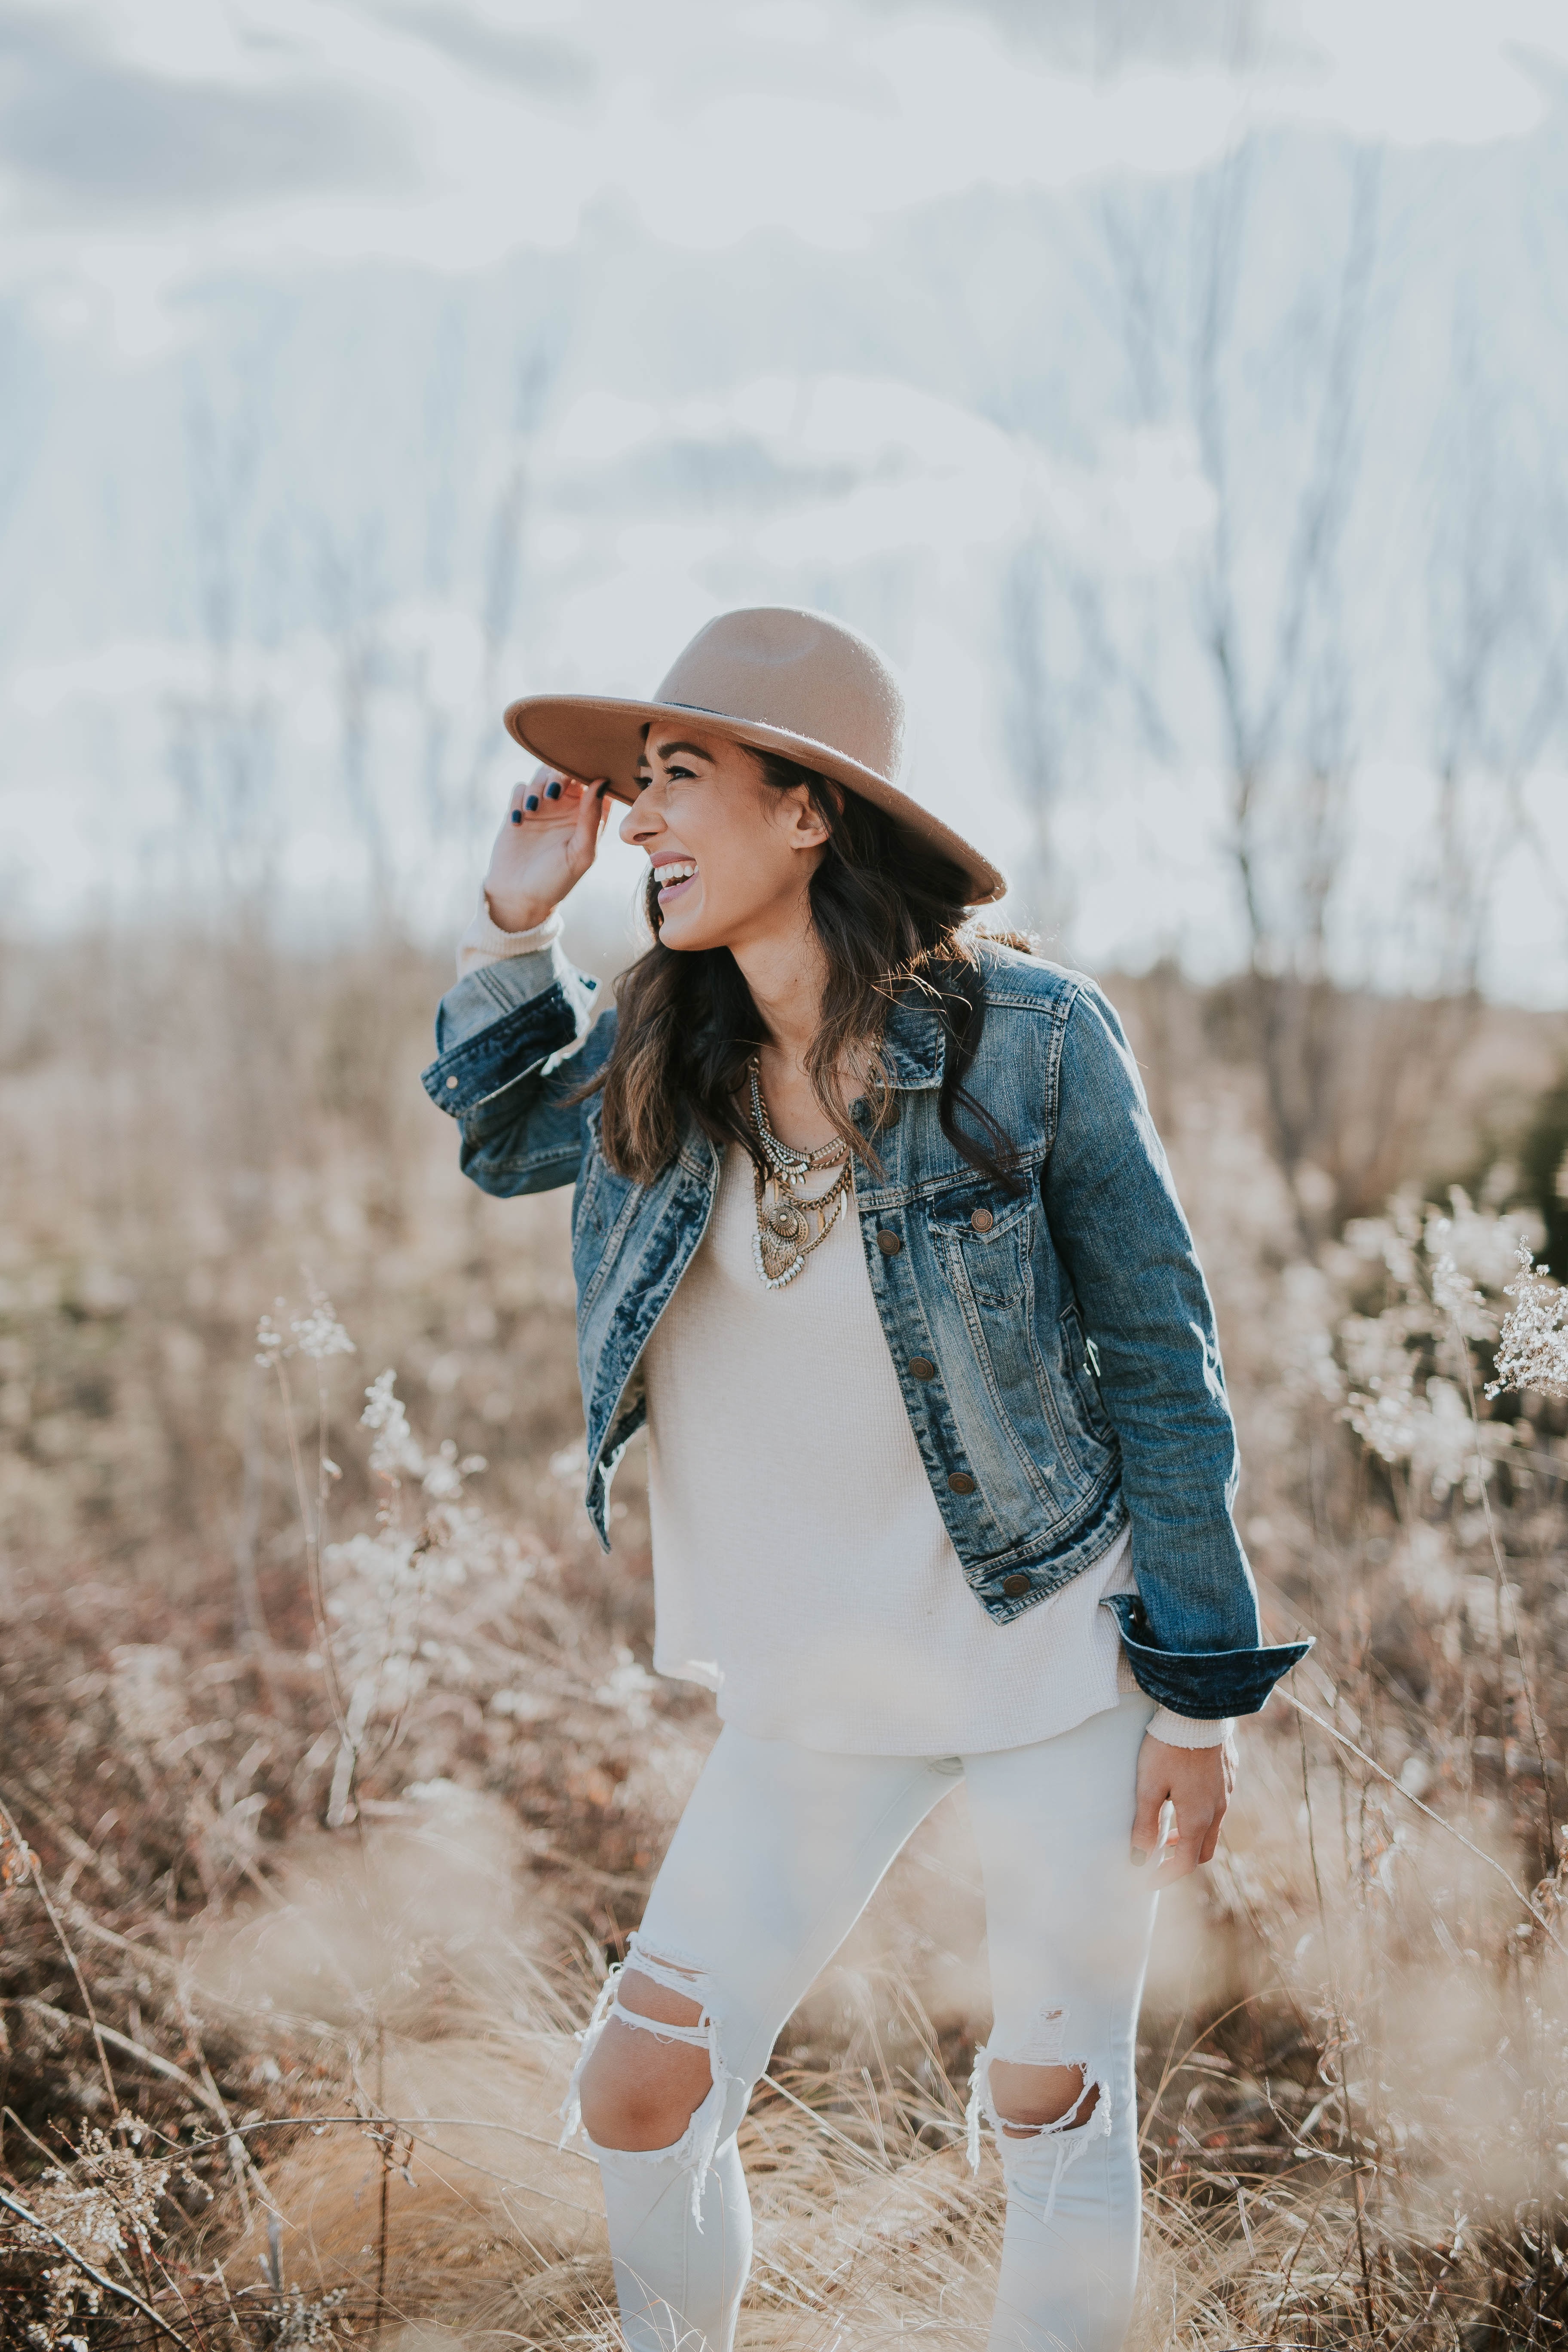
[
  {"x1": 511, "y1": 809, "x2": 522, "y2": 824},
  {"x1": 545, "y1": 779, "x2": 562, "y2": 800},
  {"x1": 525, "y1": 794, "x2": 539, "y2": 812}
]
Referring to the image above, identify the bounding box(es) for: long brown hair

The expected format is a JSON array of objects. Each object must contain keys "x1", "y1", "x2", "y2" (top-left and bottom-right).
[{"x1": 574, "y1": 750, "x2": 1027, "y2": 1188}]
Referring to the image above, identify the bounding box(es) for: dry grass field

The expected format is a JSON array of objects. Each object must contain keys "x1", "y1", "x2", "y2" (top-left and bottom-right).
[{"x1": 3, "y1": 923, "x2": 1568, "y2": 2350}]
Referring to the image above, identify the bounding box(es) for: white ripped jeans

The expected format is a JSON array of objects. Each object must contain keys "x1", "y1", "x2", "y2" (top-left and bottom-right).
[{"x1": 561, "y1": 1692, "x2": 1161, "y2": 2352}]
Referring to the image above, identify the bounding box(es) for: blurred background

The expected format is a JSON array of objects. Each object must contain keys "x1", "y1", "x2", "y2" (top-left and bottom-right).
[
  {"x1": 6, "y1": 7, "x2": 1568, "y2": 2349},
  {"x1": 5, "y1": 0, "x2": 1568, "y2": 992}
]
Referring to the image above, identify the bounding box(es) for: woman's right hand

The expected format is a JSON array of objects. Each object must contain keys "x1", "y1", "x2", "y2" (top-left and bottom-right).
[{"x1": 482, "y1": 766, "x2": 613, "y2": 933}]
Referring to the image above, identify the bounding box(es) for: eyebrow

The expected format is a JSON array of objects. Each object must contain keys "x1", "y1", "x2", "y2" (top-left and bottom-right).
[{"x1": 641, "y1": 739, "x2": 716, "y2": 766}]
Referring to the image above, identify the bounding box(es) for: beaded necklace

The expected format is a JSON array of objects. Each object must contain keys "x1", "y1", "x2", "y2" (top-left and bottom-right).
[{"x1": 745, "y1": 1056, "x2": 854, "y2": 1291}]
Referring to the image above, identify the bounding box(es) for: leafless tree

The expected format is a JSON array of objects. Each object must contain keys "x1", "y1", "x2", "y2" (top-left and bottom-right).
[
  {"x1": 316, "y1": 515, "x2": 397, "y2": 928},
  {"x1": 411, "y1": 328, "x2": 566, "y2": 886},
  {"x1": 1082, "y1": 141, "x2": 1412, "y2": 1248},
  {"x1": 166, "y1": 383, "x2": 283, "y2": 913},
  {"x1": 996, "y1": 537, "x2": 1107, "y2": 942},
  {"x1": 1424, "y1": 328, "x2": 1568, "y2": 996}
]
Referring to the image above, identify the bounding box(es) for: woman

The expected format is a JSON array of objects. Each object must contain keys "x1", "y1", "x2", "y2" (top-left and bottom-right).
[{"x1": 424, "y1": 607, "x2": 1306, "y2": 2352}]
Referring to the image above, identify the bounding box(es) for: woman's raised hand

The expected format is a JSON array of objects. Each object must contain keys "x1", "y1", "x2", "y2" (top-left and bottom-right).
[{"x1": 483, "y1": 766, "x2": 614, "y2": 934}]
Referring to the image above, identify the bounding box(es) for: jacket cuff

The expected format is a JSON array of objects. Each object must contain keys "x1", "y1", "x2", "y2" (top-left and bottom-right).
[
  {"x1": 1103, "y1": 1593, "x2": 1311, "y2": 1718},
  {"x1": 421, "y1": 981, "x2": 581, "y2": 1118}
]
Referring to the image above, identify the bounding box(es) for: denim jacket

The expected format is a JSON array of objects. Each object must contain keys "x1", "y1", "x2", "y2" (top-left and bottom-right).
[{"x1": 422, "y1": 932, "x2": 1308, "y2": 1718}]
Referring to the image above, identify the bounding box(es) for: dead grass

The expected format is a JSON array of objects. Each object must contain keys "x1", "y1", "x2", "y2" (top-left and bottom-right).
[{"x1": 2, "y1": 927, "x2": 1567, "y2": 2349}]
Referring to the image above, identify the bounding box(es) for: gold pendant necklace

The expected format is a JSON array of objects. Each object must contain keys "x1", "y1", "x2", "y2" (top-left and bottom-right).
[{"x1": 746, "y1": 1057, "x2": 853, "y2": 1292}]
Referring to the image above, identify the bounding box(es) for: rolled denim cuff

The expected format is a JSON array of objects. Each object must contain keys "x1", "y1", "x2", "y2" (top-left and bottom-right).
[
  {"x1": 1102, "y1": 1593, "x2": 1310, "y2": 1718},
  {"x1": 422, "y1": 981, "x2": 581, "y2": 1118}
]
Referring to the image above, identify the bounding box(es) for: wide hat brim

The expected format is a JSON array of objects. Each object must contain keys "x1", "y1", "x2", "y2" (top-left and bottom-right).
[{"x1": 504, "y1": 694, "x2": 1008, "y2": 908}]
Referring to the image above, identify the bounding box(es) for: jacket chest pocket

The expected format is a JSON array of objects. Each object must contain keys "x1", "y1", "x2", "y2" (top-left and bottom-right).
[
  {"x1": 928, "y1": 1188, "x2": 1034, "y2": 1311},
  {"x1": 925, "y1": 1182, "x2": 1102, "y2": 1495},
  {"x1": 927, "y1": 1189, "x2": 1047, "y2": 1408}
]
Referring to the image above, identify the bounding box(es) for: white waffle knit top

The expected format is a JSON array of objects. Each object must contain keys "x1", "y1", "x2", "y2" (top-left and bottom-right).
[
  {"x1": 642, "y1": 1142, "x2": 1225, "y2": 1754},
  {"x1": 458, "y1": 905, "x2": 1228, "y2": 1758}
]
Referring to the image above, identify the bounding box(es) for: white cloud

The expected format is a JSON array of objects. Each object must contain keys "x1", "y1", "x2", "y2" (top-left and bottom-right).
[{"x1": 6, "y1": 0, "x2": 1568, "y2": 354}]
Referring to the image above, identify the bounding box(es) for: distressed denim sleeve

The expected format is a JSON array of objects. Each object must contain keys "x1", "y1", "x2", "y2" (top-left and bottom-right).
[
  {"x1": 421, "y1": 933, "x2": 610, "y2": 1199},
  {"x1": 1041, "y1": 981, "x2": 1309, "y2": 1718}
]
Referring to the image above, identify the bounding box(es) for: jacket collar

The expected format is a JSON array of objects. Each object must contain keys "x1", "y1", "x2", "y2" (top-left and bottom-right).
[{"x1": 882, "y1": 991, "x2": 948, "y2": 1090}]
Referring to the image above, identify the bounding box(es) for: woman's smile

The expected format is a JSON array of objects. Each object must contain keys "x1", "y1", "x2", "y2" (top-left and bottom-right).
[{"x1": 652, "y1": 857, "x2": 700, "y2": 907}]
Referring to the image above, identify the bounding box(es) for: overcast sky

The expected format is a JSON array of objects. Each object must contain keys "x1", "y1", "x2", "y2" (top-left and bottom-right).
[{"x1": 5, "y1": 0, "x2": 1568, "y2": 998}]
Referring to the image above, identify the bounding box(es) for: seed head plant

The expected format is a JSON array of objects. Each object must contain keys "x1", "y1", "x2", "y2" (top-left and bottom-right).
[{"x1": 4, "y1": 938, "x2": 1568, "y2": 2348}]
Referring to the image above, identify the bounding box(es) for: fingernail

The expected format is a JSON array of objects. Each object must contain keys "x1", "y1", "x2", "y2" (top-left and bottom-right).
[
  {"x1": 511, "y1": 809, "x2": 523, "y2": 825},
  {"x1": 525, "y1": 794, "x2": 539, "y2": 812},
  {"x1": 1130, "y1": 1850, "x2": 1148, "y2": 1868},
  {"x1": 545, "y1": 780, "x2": 562, "y2": 800}
]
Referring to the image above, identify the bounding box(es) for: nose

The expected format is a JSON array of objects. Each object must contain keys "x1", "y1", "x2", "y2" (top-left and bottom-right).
[{"x1": 620, "y1": 790, "x2": 662, "y2": 850}]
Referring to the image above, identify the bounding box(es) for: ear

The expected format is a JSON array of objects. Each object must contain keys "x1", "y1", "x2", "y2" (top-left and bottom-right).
[{"x1": 781, "y1": 781, "x2": 835, "y2": 853}]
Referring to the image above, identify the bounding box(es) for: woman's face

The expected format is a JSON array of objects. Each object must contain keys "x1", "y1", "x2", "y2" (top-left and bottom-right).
[{"x1": 619, "y1": 729, "x2": 830, "y2": 954}]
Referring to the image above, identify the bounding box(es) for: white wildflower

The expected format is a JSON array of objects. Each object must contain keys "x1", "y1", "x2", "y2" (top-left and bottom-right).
[
  {"x1": 1344, "y1": 1197, "x2": 1421, "y2": 1286},
  {"x1": 1430, "y1": 1251, "x2": 1491, "y2": 1340},
  {"x1": 1486, "y1": 1240, "x2": 1568, "y2": 1401},
  {"x1": 1343, "y1": 1369, "x2": 1511, "y2": 1499},
  {"x1": 1280, "y1": 1262, "x2": 1344, "y2": 1403},
  {"x1": 361, "y1": 1369, "x2": 425, "y2": 1482},
  {"x1": 597, "y1": 1647, "x2": 656, "y2": 1729},
  {"x1": 11, "y1": 2127, "x2": 175, "y2": 2321},
  {"x1": 291, "y1": 1298, "x2": 356, "y2": 1361},
  {"x1": 1338, "y1": 1190, "x2": 1529, "y2": 1494},
  {"x1": 420, "y1": 1435, "x2": 466, "y2": 1501},
  {"x1": 311, "y1": 1361, "x2": 540, "y2": 1815},
  {"x1": 1426, "y1": 1189, "x2": 1540, "y2": 1291},
  {"x1": 1461, "y1": 1572, "x2": 1521, "y2": 1642},
  {"x1": 255, "y1": 1312, "x2": 286, "y2": 1367}
]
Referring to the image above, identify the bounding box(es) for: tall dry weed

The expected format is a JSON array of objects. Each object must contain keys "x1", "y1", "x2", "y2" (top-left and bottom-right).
[{"x1": 3, "y1": 931, "x2": 1568, "y2": 2346}]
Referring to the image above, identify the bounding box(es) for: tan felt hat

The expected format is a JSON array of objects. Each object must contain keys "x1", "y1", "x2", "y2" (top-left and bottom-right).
[{"x1": 505, "y1": 605, "x2": 1007, "y2": 906}]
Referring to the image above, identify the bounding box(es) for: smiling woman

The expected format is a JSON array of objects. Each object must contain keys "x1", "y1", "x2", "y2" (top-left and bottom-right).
[
  {"x1": 629, "y1": 729, "x2": 817, "y2": 943},
  {"x1": 422, "y1": 604, "x2": 1306, "y2": 2352},
  {"x1": 597, "y1": 729, "x2": 1024, "y2": 1189}
]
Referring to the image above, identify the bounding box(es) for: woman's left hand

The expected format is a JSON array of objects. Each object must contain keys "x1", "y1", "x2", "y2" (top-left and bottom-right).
[{"x1": 1130, "y1": 1733, "x2": 1236, "y2": 1883}]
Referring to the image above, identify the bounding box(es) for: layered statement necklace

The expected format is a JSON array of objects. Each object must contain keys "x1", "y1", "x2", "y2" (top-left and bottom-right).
[{"x1": 745, "y1": 1055, "x2": 854, "y2": 1291}]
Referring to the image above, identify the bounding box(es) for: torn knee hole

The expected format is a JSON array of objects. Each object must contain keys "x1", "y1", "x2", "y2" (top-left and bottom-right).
[
  {"x1": 632, "y1": 1947, "x2": 704, "y2": 1982},
  {"x1": 993, "y1": 2065, "x2": 1101, "y2": 2137},
  {"x1": 616, "y1": 1966, "x2": 705, "y2": 2032},
  {"x1": 561, "y1": 1935, "x2": 739, "y2": 2223},
  {"x1": 610, "y1": 1937, "x2": 716, "y2": 2042}
]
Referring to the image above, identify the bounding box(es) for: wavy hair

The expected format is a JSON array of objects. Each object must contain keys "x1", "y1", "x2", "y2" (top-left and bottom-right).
[{"x1": 572, "y1": 750, "x2": 1028, "y2": 1189}]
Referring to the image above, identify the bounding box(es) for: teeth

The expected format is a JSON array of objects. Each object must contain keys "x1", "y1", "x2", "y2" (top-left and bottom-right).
[{"x1": 654, "y1": 861, "x2": 698, "y2": 886}]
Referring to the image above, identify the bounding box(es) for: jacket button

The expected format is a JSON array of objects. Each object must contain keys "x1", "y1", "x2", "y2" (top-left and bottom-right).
[
  {"x1": 876, "y1": 1230, "x2": 903, "y2": 1256},
  {"x1": 947, "y1": 1471, "x2": 976, "y2": 1494},
  {"x1": 970, "y1": 1207, "x2": 994, "y2": 1232},
  {"x1": 445, "y1": 1075, "x2": 459, "y2": 1090},
  {"x1": 907, "y1": 1355, "x2": 936, "y2": 1380},
  {"x1": 1002, "y1": 1573, "x2": 1031, "y2": 1597}
]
